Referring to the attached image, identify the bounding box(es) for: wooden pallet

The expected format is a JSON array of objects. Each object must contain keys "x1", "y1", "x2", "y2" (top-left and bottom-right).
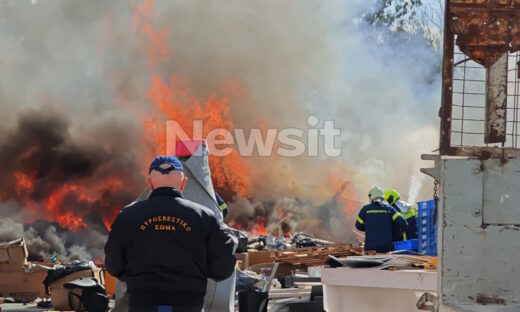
[{"x1": 270, "y1": 243, "x2": 362, "y2": 266}]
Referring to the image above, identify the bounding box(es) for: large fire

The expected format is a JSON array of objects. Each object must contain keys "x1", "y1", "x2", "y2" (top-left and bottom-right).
[
  {"x1": 146, "y1": 76, "x2": 251, "y2": 197},
  {"x1": 1, "y1": 0, "x2": 250, "y2": 235},
  {"x1": 134, "y1": 0, "x2": 362, "y2": 238},
  {"x1": 134, "y1": 0, "x2": 251, "y2": 198},
  {"x1": 1, "y1": 0, "x2": 359, "y2": 245},
  {"x1": 11, "y1": 165, "x2": 125, "y2": 231}
]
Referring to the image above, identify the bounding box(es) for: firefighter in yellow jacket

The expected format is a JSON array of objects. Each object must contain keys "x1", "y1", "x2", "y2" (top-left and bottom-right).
[{"x1": 384, "y1": 189, "x2": 418, "y2": 240}]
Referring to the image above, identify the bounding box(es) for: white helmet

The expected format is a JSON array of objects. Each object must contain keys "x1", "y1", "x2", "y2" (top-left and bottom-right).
[{"x1": 368, "y1": 186, "x2": 384, "y2": 202}]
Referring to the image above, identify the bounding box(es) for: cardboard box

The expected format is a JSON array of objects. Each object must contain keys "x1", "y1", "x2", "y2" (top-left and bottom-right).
[
  {"x1": 0, "y1": 247, "x2": 8, "y2": 262},
  {"x1": 0, "y1": 266, "x2": 48, "y2": 301},
  {"x1": 49, "y1": 268, "x2": 104, "y2": 311},
  {"x1": 236, "y1": 253, "x2": 249, "y2": 270},
  {"x1": 0, "y1": 238, "x2": 28, "y2": 265},
  {"x1": 0, "y1": 238, "x2": 48, "y2": 302}
]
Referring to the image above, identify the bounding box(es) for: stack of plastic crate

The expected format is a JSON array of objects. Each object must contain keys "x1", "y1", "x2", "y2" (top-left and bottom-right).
[
  {"x1": 393, "y1": 239, "x2": 418, "y2": 252},
  {"x1": 417, "y1": 199, "x2": 437, "y2": 256}
]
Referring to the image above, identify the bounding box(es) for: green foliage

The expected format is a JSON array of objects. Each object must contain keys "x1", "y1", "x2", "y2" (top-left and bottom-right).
[{"x1": 364, "y1": 0, "x2": 424, "y2": 30}]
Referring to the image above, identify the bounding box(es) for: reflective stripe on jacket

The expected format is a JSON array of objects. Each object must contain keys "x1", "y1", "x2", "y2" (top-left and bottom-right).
[{"x1": 355, "y1": 200, "x2": 408, "y2": 252}]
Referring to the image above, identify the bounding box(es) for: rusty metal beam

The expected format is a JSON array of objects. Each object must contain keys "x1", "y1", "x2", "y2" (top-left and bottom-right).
[
  {"x1": 439, "y1": 0, "x2": 520, "y2": 155},
  {"x1": 440, "y1": 0, "x2": 455, "y2": 155},
  {"x1": 449, "y1": 146, "x2": 520, "y2": 158},
  {"x1": 485, "y1": 53, "x2": 508, "y2": 144},
  {"x1": 448, "y1": 0, "x2": 520, "y2": 66}
]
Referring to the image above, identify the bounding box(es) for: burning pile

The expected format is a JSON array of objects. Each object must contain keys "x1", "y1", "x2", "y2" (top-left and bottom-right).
[
  {"x1": 0, "y1": 105, "x2": 359, "y2": 261},
  {"x1": 0, "y1": 0, "x2": 414, "y2": 262},
  {"x1": 0, "y1": 108, "x2": 144, "y2": 261}
]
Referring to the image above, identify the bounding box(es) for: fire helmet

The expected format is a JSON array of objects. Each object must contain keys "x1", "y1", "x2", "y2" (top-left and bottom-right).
[
  {"x1": 384, "y1": 189, "x2": 400, "y2": 205},
  {"x1": 368, "y1": 186, "x2": 384, "y2": 202}
]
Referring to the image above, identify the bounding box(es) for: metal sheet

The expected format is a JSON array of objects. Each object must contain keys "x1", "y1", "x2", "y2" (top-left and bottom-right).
[
  {"x1": 439, "y1": 158, "x2": 520, "y2": 307},
  {"x1": 485, "y1": 53, "x2": 508, "y2": 144},
  {"x1": 483, "y1": 159, "x2": 520, "y2": 224},
  {"x1": 449, "y1": 147, "x2": 520, "y2": 158}
]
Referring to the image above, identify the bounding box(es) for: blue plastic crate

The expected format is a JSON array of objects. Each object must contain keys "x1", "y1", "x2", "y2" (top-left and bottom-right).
[
  {"x1": 420, "y1": 233, "x2": 437, "y2": 242},
  {"x1": 418, "y1": 214, "x2": 435, "y2": 225},
  {"x1": 419, "y1": 238, "x2": 437, "y2": 248},
  {"x1": 416, "y1": 199, "x2": 438, "y2": 256},
  {"x1": 419, "y1": 227, "x2": 435, "y2": 238},
  {"x1": 419, "y1": 223, "x2": 436, "y2": 234},
  {"x1": 419, "y1": 243, "x2": 437, "y2": 255},
  {"x1": 419, "y1": 226, "x2": 437, "y2": 241},
  {"x1": 418, "y1": 242, "x2": 437, "y2": 256},
  {"x1": 417, "y1": 200, "x2": 435, "y2": 216},
  {"x1": 419, "y1": 247, "x2": 437, "y2": 256},
  {"x1": 393, "y1": 239, "x2": 418, "y2": 251},
  {"x1": 417, "y1": 201, "x2": 436, "y2": 225},
  {"x1": 418, "y1": 209, "x2": 434, "y2": 216},
  {"x1": 419, "y1": 224, "x2": 437, "y2": 234}
]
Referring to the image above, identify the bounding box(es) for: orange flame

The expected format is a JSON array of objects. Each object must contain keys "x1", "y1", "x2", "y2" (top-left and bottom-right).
[
  {"x1": 12, "y1": 168, "x2": 125, "y2": 231},
  {"x1": 326, "y1": 165, "x2": 361, "y2": 229},
  {"x1": 251, "y1": 217, "x2": 267, "y2": 236},
  {"x1": 277, "y1": 206, "x2": 287, "y2": 220},
  {"x1": 135, "y1": 0, "x2": 251, "y2": 197},
  {"x1": 14, "y1": 172, "x2": 35, "y2": 196},
  {"x1": 228, "y1": 217, "x2": 267, "y2": 237},
  {"x1": 132, "y1": 0, "x2": 170, "y2": 66},
  {"x1": 44, "y1": 184, "x2": 95, "y2": 231}
]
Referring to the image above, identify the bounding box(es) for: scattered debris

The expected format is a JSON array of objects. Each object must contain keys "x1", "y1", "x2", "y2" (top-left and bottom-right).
[
  {"x1": 0, "y1": 238, "x2": 107, "y2": 311},
  {"x1": 272, "y1": 243, "x2": 361, "y2": 267},
  {"x1": 44, "y1": 261, "x2": 104, "y2": 311},
  {"x1": 248, "y1": 232, "x2": 334, "y2": 251},
  {"x1": 326, "y1": 254, "x2": 437, "y2": 270}
]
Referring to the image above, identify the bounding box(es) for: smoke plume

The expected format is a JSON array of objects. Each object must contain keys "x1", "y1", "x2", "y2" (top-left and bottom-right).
[{"x1": 0, "y1": 0, "x2": 441, "y2": 258}]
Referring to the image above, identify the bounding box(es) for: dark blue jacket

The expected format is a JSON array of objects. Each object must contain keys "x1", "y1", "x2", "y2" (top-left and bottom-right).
[
  {"x1": 398, "y1": 211, "x2": 418, "y2": 240},
  {"x1": 355, "y1": 200, "x2": 408, "y2": 252},
  {"x1": 405, "y1": 216, "x2": 418, "y2": 239},
  {"x1": 391, "y1": 202, "x2": 418, "y2": 240},
  {"x1": 105, "y1": 187, "x2": 237, "y2": 308}
]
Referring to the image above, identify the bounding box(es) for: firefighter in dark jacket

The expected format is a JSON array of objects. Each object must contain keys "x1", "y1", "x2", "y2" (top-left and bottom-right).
[
  {"x1": 105, "y1": 156, "x2": 237, "y2": 312},
  {"x1": 355, "y1": 186, "x2": 408, "y2": 253},
  {"x1": 385, "y1": 189, "x2": 418, "y2": 240}
]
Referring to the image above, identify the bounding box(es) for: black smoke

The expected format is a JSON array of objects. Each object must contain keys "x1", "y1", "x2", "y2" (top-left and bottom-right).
[
  {"x1": 0, "y1": 108, "x2": 102, "y2": 200},
  {"x1": 0, "y1": 107, "x2": 145, "y2": 261}
]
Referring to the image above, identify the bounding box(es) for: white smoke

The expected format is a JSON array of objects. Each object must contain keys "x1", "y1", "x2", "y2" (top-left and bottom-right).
[
  {"x1": 0, "y1": 0, "x2": 442, "y2": 249},
  {"x1": 0, "y1": 216, "x2": 24, "y2": 241}
]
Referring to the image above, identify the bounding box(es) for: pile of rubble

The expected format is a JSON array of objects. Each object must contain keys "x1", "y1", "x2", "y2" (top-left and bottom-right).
[
  {"x1": 233, "y1": 230, "x2": 437, "y2": 311},
  {"x1": 0, "y1": 232, "x2": 437, "y2": 312},
  {"x1": 0, "y1": 238, "x2": 114, "y2": 312},
  {"x1": 233, "y1": 232, "x2": 364, "y2": 311}
]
